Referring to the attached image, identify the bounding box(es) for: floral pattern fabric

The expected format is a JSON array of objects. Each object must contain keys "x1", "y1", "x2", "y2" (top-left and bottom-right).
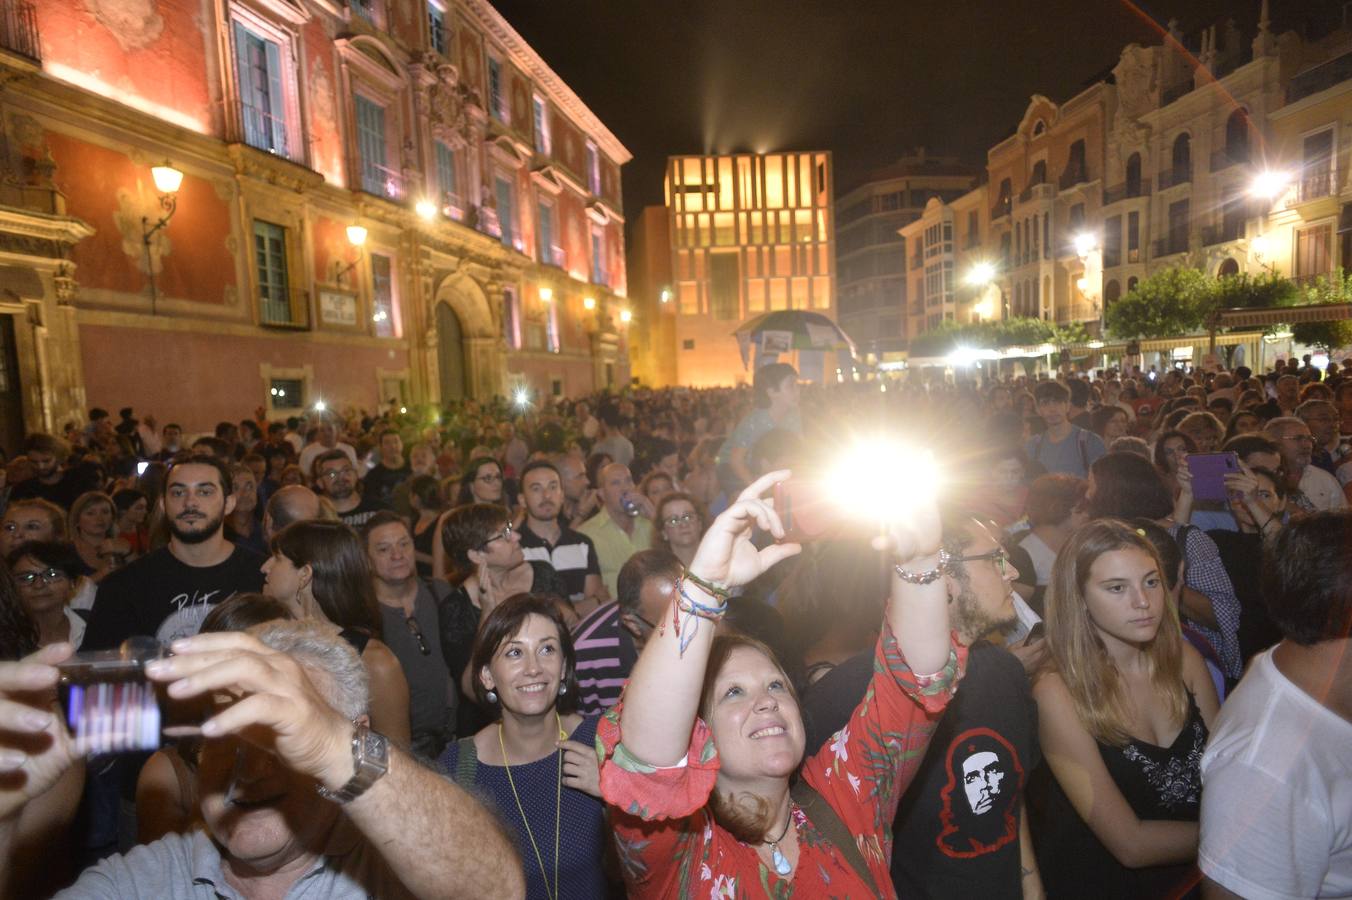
[{"x1": 597, "y1": 625, "x2": 966, "y2": 899}]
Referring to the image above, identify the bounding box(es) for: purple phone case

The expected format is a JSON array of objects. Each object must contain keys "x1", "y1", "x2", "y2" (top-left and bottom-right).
[{"x1": 1187, "y1": 452, "x2": 1240, "y2": 502}]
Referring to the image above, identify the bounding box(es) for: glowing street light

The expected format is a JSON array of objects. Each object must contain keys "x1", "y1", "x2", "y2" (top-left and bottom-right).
[
  {"x1": 1250, "y1": 170, "x2": 1290, "y2": 200},
  {"x1": 1073, "y1": 232, "x2": 1097, "y2": 257},
  {"x1": 415, "y1": 198, "x2": 437, "y2": 220},
  {"x1": 150, "y1": 163, "x2": 184, "y2": 195},
  {"x1": 1251, "y1": 235, "x2": 1270, "y2": 257},
  {"x1": 659, "y1": 288, "x2": 672, "y2": 303},
  {"x1": 583, "y1": 296, "x2": 595, "y2": 310},
  {"x1": 965, "y1": 261, "x2": 996, "y2": 286},
  {"x1": 619, "y1": 308, "x2": 632, "y2": 324},
  {"x1": 539, "y1": 287, "x2": 553, "y2": 302},
  {"x1": 345, "y1": 225, "x2": 368, "y2": 247},
  {"x1": 143, "y1": 161, "x2": 185, "y2": 315},
  {"x1": 314, "y1": 400, "x2": 327, "y2": 413}
]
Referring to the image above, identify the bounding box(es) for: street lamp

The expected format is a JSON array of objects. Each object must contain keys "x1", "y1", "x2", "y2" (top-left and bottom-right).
[
  {"x1": 1073, "y1": 232, "x2": 1097, "y2": 257},
  {"x1": 335, "y1": 225, "x2": 367, "y2": 283},
  {"x1": 583, "y1": 296, "x2": 596, "y2": 310},
  {"x1": 1249, "y1": 170, "x2": 1290, "y2": 200},
  {"x1": 539, "y1": 286, "x2": 553, "y2": 302},
  {"x1": 415, "y1": 198, "x2": 438, "y2": 220},
  {"x1": 659, "y1": 288, "x2": 672, "y2": 303},
  {"x1": 619, "y1": 308, "x2": 632, "y2": 324},
  {"x1": 142, "y1": 161, "x2": 184, "y2": 315},
  {"x1": 964, "y1": 261, "x2": 996, "y2": 287}
]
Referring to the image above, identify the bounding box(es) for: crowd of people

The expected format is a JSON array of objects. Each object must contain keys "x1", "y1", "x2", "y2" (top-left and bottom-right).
[{"x1": 0, "y1": 353, "x2": 1349, "y2": 899}]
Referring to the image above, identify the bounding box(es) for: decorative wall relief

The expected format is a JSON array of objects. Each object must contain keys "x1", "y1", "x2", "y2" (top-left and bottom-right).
[{"x1": 81, "y1": 0, "x2": 165, "y2": 52}]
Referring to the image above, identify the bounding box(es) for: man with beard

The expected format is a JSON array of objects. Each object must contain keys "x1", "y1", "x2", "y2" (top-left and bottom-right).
[
  {"x1": 313, "y1": 450, "x2": 386, "y2": 530},
  {"x1": 83, "y1": 455, "x2": 266, "y2": 650},
  {"x1": 8, "y1": 433, "x2": 80, "y2": 510},
  {"x1": 802, "y1": 516, "x2": 1042, "y2": 899},
  {"x1": 517, "y1": 460, "x2": 605, "y2": 615}
]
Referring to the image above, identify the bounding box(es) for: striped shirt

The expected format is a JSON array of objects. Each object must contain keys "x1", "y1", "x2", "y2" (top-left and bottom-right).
[{"x1": 570, "y1": 602, "x2": 638, "y2": 717}]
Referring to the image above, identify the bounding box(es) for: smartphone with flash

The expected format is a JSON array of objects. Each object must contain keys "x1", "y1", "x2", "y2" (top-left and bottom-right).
[
  {"x1": 57, "y1": 638, "x2": 164, "y2": 754},
  {"x1": 1186, "y1": 451, "x2": 1241, "y2": 502},
  {"x1": 773, "y1": 479, "x2": 842, "y2": 543}
]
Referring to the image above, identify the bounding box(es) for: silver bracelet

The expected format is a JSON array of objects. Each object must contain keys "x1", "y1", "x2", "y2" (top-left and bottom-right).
[{"x1": 893, "y1": 549, "x2": 951, "y2": 584}]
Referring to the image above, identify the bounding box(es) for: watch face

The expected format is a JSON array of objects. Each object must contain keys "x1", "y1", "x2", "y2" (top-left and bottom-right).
[{"x1": 358, "y1": 729, "x2": 390, "y2": 768}]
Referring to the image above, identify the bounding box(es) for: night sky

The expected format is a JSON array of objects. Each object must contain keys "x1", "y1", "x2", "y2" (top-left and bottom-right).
[{"x1": 492, "y1": 0, "x2": 1344, "y2": 226}]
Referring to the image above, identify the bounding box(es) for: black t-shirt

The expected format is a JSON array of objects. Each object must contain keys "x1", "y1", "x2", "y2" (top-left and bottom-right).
[
  {"x1": 83, "y1": 544, "x2": 267, "y2": 650},
  {"x1": 336, "y1": 493, "x2": 388, "y2": 530},
  {"x1": 363, "y1": 463, "x2": 411, "y2": 508},
  {"x1": 9, "y1": 473, "x2": 80, "y2": 511},
  {"x1": 517, "y1": 521, "x2": 602, "y2": 605},
  {"x1": 1207, "y1": 529, "x2": 1282, "y2": 664},
  {"x1": 803, "y1": 641, "x2": 1039, "y2": 900}
]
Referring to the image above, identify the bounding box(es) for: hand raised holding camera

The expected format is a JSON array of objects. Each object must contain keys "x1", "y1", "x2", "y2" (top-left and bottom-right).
[{"x1": 0, "y1": 643, "x2": 79, "y2": 822}]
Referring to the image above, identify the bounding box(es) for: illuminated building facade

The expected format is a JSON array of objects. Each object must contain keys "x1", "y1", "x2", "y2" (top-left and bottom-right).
[
  {"x1": 898, "y1": 185, "x2": 990, "y2": 340},
  {"x1": 665, "y1": 152, "x2": 836, "y2": 387},
  {"x1": 0, "y1": 0, "x2": 630, "y2": 446},
  {"x1": 835, "y1": 152, "x2": 979, "y2": 353},
  {"x1": 626, "y1": 205, "x2": 676, "y2": 387}
]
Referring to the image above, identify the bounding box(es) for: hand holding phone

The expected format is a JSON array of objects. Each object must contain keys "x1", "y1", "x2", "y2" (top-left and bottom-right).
[
  {"x1": 1186, "y1": 452, "x2": 1241, "y2": 502},
  {"x1": 57, "y1": 637, "x2": 164, "y2": 755}
]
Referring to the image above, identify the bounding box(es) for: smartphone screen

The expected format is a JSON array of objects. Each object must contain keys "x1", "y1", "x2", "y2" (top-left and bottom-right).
[
  {"x1": 58, "y1": 641, "x2": 163, "y2": 754},
  {"x1": 1186, "y1": 452, "x2": 1241, "y2": 502}
]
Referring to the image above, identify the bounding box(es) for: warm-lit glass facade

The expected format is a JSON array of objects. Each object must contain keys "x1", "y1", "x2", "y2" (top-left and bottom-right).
[{"x1": 664, "y1": 152, "x2": 836, "y2": 386}]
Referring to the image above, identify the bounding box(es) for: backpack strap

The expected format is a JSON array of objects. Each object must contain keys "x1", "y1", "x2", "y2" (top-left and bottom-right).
[
  {"x1": 453, "y1": 735, "x2": 478, "y2": 788},
  {"x1": 790, "y1": 778, "x2": 878, "y2": 893}
]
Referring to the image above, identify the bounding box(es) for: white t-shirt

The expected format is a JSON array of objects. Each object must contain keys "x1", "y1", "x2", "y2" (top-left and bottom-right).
[
  {"x1": 1299, "y1": 465, "x2": 1348, "y2": 512},
  {"x1": 1017, "y1": 531, "x2": 1057, "y2": 586},
  {"x1": 1199, "y1": 648, "x2": 1352, "y2": 899}
]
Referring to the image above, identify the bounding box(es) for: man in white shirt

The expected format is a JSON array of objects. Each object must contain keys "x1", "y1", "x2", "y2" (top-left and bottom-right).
[
  {"x1": 298, "y1": 416, "x2": 358, "y2": 480},
  {"x1": 1264, "y1": 417, "x2": 1346, "y2": 513},
  {"x1": 1199, "y1": 512, "x2": 1352, "y2": 899}
]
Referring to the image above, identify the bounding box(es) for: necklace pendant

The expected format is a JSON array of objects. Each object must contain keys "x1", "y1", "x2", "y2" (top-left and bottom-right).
[{"x1": 770, "y1": 842, "x2": 791, "y2": 876}]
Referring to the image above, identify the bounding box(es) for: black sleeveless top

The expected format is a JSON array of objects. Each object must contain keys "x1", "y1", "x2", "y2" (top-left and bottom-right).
[
  {"x1": 339, "y1": 627, "x2": 371, "y2": 656},
  {"x1": 1030, "y1": 692, "x2": 1208, "y2": 899}
]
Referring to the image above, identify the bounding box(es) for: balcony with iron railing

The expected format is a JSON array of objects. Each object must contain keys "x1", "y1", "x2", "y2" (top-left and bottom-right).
[
  {"x1": 1202, "y1": 220, "x2": 1245, "y2": 246},
  {"x1": 1157, "y1": 167, "x2": 1192, "y2": 191},
  {"x1": 1153, "y1": 235, "x2": 1190, "y2": 258},
  {"x1": 1058, "y1": 167, "x2": 1089, "y2": 192},
  {"x1": 238, "y1": 103, "x2": 305, "y2": 166},
  {"x1": 360, "y1": 161, "x2": 403, "y2": 201},
  {"x1": 0, "y1": 0, "x2": 40, "y2": 63},
  {"x1": 1210, "y1": 147, "x2": 1248, "y2": 173},
  {"x1": 1297, "y1": 171, "x2": 1335, "y2": 203},
  {"x1": 1102, "y1": 180, "x2": 1151, "y2": 205},
  {"x1": 1017, "y1": 182, "x2": 1055, "y2": 205}
]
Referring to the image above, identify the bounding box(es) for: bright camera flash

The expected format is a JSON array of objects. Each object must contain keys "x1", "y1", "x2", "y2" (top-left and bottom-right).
[
  {"x1": 829, "y1": 440, "x2": 940, "y2": 523},
  {"x1": 513, "y1": 387, "x2": 530, "y2": 407}
]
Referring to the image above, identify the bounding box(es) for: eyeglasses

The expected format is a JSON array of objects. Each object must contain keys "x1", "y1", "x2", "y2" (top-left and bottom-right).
[
  {"x1": 476, "y1": 472, "x2": 504, "y2": 484},
  {"x1": 478, "y1": 521, "x2": 514, "y2": 550},
  {"x1": 320, "y1": 468, "x2": 355, "y2": 480},
  {"x1": 405, "y1": 615, "x2": 430, "y2": 656},
  {"x1": 950, "y1": 548, "x2": 1011, "y2": 577},
  {"x1": 15, "y1": 568, "x2": 67, "y2": 587},
  {"x1": 663, "y1": 513, "x2": 698, "y2": 528}
]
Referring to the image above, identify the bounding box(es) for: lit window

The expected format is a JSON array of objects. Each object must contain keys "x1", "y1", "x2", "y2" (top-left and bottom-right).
[
  {"x1": 253, "y1": 220, "x2": 294, "y2": 325},
  {"x1": 537, "y1": 199, "x2": 557, "y2": 265},
  {"x1": 269, "y1": 378, "x2": 304, "y2": 409},
  {"x1": 435, "y1": 141, "x2": 459, "y2": 215},
  {"x1": 488, "y1": 57, "x2": 508, "y2": 123},
  {"x1": 532, "y1": 95, "x2": 551, "y2": 155},
  {"x1": 371, "y1": 253, "x2": 396, "y2": 337},
  {"x1": 586, "y1": 141, "x2": 601, "y2": 196},
  {"x1": 495, "y1": 176, "x2": 516, "y2": 249},
  {"x1": 427, "y1": 1, "x2": 447, "y2": 55},
  {"x1": 355, "y1": 96, "x2": 397, "y2": 199},
  {"x1": 546, "y1": 299, "x2": 560, "y2": 353},
  {"x1": 230, "y1": 18, "x2": 298, "y2": 162},
  {"x1": 503, "y1": 287, "x2": 521, "y2": 349},
  {"x1": 590, "y1": 226, "x2": 606, "y2": 285}
]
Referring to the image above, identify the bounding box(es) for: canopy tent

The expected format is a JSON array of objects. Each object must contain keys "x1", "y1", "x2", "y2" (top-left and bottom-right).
[{"x1": 732, "y1": 310, "x2": 858, "y2": 381}]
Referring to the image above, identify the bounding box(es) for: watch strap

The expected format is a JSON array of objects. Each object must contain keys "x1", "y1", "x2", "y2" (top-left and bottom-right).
[{"x1": 316, "y1": 724, "x2": 389, "y2": 804}]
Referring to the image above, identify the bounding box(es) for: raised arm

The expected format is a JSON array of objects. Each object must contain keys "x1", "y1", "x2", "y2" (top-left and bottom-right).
[
  {"x1": 618, "y1": 471, "x2": 800, "y2": 767},
  {"x1": 883, "y1": 492, "x2": 956, "y2": 678},
  {"x1": 146, "y1": 631, "x2": 523, "y2": 900}
]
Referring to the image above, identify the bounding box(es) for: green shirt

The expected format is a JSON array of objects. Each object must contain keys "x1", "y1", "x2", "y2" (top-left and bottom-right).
[{"x1": 576, "y1": 509, "x2": 654, "y2": 597}]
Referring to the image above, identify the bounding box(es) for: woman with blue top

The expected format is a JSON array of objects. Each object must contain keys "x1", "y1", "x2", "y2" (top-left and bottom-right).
[{"x1": 439, "y1": 593, "x2": 608, "y2": 900}]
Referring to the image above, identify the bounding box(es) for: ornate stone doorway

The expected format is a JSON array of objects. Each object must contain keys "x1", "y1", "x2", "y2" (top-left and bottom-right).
[{"x1": 436, "y1": 300, "x2": 466, "y2": 402}]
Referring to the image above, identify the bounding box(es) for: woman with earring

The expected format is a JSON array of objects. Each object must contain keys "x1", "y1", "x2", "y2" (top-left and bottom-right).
[
  {"x1": 438, "y1": 593, "x2": 607, "y2": 900},
  {"x1": 261, "y1": 519, "x2": 411, "y2": 747},
  {"x1": 431, "y1": 457, "x2": 508, "y2": 578},
  {"x1": 598, "y1": 471, "x2": 962, "y2": 896},
  {"x1": 653, "y1": 492, "x2": 705, "y2": 569},
  {"x1": 68, "y1": 491, "x2": 124, "y2": 581},
  {"x1": 436, "y1": 503, "x2": 568, "y2": 737}
]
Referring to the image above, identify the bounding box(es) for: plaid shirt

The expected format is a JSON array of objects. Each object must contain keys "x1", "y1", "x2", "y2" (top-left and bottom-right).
[{"x1": 1173, "y1": 523, "x2": 1242, "y2": 680}]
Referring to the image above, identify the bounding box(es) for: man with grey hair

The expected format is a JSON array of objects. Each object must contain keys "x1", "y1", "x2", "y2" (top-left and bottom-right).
[
  {"x1": 0, "y1": 623, "x2": 523, "y2": 899},
  {"x1": 1296, "y1": 398, "x2": 1346, "y2": 477},
  {"x1": 1264, "y1": 416, "x2": 1346, "y2": 513}
]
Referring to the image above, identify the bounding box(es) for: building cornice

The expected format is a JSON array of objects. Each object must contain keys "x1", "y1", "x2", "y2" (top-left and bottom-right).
[
  {"x1": 460, "y1": 0, "x2": 631, "y2": 165},
  {"x1": 0, "y1": 206, "x2": 95, "y2": 246}
]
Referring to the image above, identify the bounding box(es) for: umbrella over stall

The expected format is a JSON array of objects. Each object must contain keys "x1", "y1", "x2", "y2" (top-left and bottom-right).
[{"x1": 732, "y1": 310, "x2": 859, "y2": 380}]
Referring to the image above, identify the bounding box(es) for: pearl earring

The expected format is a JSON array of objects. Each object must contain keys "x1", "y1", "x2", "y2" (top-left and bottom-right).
[
  {"x1": 486, "y1": 690, "x2": 498, "y2": 704},
  {"x1": 558, "y1": 683, "x2": 567, "y2": 695}
]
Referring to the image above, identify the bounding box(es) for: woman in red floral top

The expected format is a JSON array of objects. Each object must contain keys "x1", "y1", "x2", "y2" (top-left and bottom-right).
[{"x1": 597, "y1": 470, "x2": 966, "y2": 898}]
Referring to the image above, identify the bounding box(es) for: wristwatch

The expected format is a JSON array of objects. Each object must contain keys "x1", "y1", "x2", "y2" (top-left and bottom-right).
[{"x1": 316, "y1": 723, "x2": 389, "y2": 804}]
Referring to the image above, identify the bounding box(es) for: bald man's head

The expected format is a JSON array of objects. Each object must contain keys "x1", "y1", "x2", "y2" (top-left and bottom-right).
[{"x1": 263, "y1": 484, "x2": 328, "y2": 540}]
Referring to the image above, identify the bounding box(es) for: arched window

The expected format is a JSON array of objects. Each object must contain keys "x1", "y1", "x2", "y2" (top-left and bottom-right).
[
  {"x1": 1127, "y1": 276, "x2": 1138, "y2": 293},
  {"x1": 1125, "y1": 153, "x2": 1142, "y2": 197},
  {"x1": 1105, "y1": 280, "x2": 1121, "y2": 304},
  {"x1": 997, "y1": 178, "x2": 1012, "y2": 217},
  {"x1": 1033, "y1": 120, "x2": 1046, "y2": 137},
  {"x1": 1172, "y1": 133, "x2": 1191, "y2": 185},
  {"x1": 1225, "y1": 110, "x2": 1250, "y2": 163},
  {"x1": 1218, "y1": 258, "x2": 1240, "y2": 277},
  {"x1": 1031, "y1": 160, "x2": 1047, "y2": 186}
]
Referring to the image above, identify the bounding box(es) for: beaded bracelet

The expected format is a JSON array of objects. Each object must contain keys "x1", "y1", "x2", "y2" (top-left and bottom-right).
[
  {"x1": 893, "y1": 549, "x2": 952, "y2": 585},
  {"x1": 670, "y1": 576, "x2": 729, "y2": 656},
  {"x1": 682, "y1": 570, "x2": 732, "y2": 602}
]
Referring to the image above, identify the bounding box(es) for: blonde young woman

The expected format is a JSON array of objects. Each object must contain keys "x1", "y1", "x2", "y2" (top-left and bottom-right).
[
  {"x1": 1029, "y1": 519, "x2": 1219, "y2": 899},
  {"x1": 68, "y1": 491, "x2": 127, "y2": 581}
]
